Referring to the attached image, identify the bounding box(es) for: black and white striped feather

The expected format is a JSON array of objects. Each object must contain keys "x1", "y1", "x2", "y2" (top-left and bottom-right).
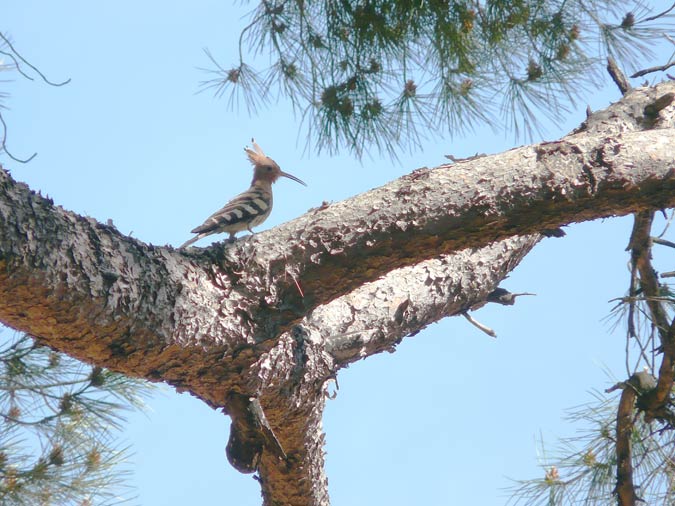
[
  {"x1": 193, "y1": 186, "x2": 272, "y2": 235},
  {"x1": 180, "y1": 186, "x2": 273, "y2": 248}
]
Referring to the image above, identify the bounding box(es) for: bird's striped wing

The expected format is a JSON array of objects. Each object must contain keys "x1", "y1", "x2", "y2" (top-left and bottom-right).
[{"x1": 190, "y1": 187, "x2": 271, "y2": 234}]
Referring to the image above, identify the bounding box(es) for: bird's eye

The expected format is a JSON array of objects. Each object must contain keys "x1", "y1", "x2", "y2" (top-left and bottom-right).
[{"x1": 266, "y1": 166, "x2": 273, "y2": 171}]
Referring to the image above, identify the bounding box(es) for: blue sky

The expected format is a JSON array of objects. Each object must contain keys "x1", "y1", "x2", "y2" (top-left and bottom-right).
[{"x1": 3, "y1": 2, "x2": 674, "y2": 505}]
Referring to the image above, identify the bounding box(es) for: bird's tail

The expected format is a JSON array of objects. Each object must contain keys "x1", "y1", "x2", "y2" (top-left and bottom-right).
[{"x1": 179, "y1": 235, "x2": 201, "y2": 249}]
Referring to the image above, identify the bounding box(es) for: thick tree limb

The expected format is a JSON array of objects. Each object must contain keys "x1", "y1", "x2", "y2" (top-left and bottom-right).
[
  {"x1": 1, "y1": 82, "x2": 675, "y2": 505},
  {"x1": 3, "y1": 121, "x2": 674, "y2": 375},
  {"x1": 229, "y1": 82, "x2": 675, "y2": 330},
  {"x1": 227, "y1": 234, "x2": 541, "y2": 505},
  {"x1": 308, "y1": 235, "x2": 540, "y2": 363},
  {"x1": 230, "y1": 126, "x2": 675, "y2": 330}
]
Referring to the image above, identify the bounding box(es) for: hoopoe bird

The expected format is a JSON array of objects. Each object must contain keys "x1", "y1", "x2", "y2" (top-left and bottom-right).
[{"x1": 180, "y1": 140, "x2": 306, "y2": 248}]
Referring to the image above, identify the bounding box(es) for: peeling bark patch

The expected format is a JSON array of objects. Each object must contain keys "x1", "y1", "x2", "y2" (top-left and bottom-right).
[
  {"x1": 581, "y1": 163, "x2": 599, "y2": 194},
  {"x1": 316, "y1": 235, "x2": 540, "y2": 364},
  {"x1": 534, "y1": 140, "x2": 583, "y2": 163}
]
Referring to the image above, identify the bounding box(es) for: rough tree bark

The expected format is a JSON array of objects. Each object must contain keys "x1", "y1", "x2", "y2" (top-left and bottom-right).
[{"x1": 0, "y1": 82, "x2": 674, "y2": 505}]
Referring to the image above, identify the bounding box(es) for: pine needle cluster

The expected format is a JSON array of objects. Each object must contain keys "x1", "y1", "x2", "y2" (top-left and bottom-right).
[
  {"x1": 0, "y1": 332, "x2": 152, "y2": 506},
  {"x1": 201, "y1": 0, "x2": 673, "y2": 157}
]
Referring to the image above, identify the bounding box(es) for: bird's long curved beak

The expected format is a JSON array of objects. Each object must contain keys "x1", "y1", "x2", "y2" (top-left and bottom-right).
[{"x1": 280, "y1": 171, "x2": 307, "y2": 186}]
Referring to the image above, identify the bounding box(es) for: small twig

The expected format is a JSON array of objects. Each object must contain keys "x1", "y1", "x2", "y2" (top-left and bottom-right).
[
  {"x1": 661, "y1": 271, "x2": 675, "y2": 278},
  {"x1": 0, "y1": 49, "x2": 34, "y2": 80},
  {"x1": 631, "y1": 61, "x2": 675, "y2": 79},
  {"x1": 656, "y1": 210, "x2": 675, "y2": 238},
  {"x1": 0, "y1": 111, "x2": 37, "y2": 163},
  {"x1": 606, "y1": 381, "x2": 623, "y2": 393},
  {"x1": 653, "y1": 237, "x2": 675, "y2": 249},
  {"x1": 0, "y1": 32, "x2": 70, "y2": 87},
  {"x1": 445, "y1": 153, "x2": 487, "y2": 163},
  {"x1": 291, "y1": 273, "x2": 304, "y2": 298},
  {"x1": 607, "y1": 57, "x2": 632, "y2": 95},
  {"x1": 627, "y1": 260, "x2": 639, "y2": 340},
  {"x1": 0, "y1": 31, "x2": 70, "y2": 164},
  {"x1": 462, "y1": 311, "x2": 496, "y2": 338},
  {"x1": 640, "y1": 1, "x2": 675, "y2": 23},
  {"x1": 632, "y1": 34, "x2": 675, "y2": 82},
  {"x1": 486, "y1": 288, "x2": 535, "y2": 306}
]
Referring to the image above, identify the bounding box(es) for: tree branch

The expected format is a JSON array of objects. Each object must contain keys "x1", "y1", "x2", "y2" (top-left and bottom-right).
[
  {"x1": 230, "y1": 128, "x2": 675, "y2": 331},
  {"x1": 607, "y1": 57, "x2": 631, "y2": 95},
  {"x1": 0, "y1": 81, "x2": 675, "y2": 506},
  {"x1": 309, "y1": 235, "x2": 540, "y2": 364},
  {"x1": 631, "y1": 61, "x2": 675, "y2": 79},
  {"x1": 616, "y1": 383, "x2": 637, "y2": 506},
  {"x1": 628, "y1": 212, "x2": 675, "y2": 422},
  {"x1": 223, "y1": 83, "x2": 675, "y2": 330}
]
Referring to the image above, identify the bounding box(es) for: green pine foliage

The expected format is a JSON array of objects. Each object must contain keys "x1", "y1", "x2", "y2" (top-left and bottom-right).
[
  {"x1": 0, "y1": 332, "x2": 152, "y2": 506},
  {"x1": 507, "y1": 213, "x2": 675, "y2": 505},
  {"x1": 508, "y1": 392, "x2": 675, "y2": 505},
  {"x1": 201, "y1": 0, "x2": 673, "y2": 157}
]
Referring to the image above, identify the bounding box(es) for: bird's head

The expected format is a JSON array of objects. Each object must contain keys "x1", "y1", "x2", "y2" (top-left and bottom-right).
[{"x1": 245, "y1": 140, "x2": 306, "y2": 187}]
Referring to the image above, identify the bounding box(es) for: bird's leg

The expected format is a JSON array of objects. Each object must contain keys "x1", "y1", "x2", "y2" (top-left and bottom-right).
[
  {"x1": 247, "y1": 225, "x2": 256, "y2": 236},
  {"x1": 228, "y1": 233, "x2": 236, "y2": 243}
]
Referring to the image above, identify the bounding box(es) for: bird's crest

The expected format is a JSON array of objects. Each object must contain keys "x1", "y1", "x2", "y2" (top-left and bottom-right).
[{"x1": 244, "y1": 139, "x2": 271, "y2": 167}]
